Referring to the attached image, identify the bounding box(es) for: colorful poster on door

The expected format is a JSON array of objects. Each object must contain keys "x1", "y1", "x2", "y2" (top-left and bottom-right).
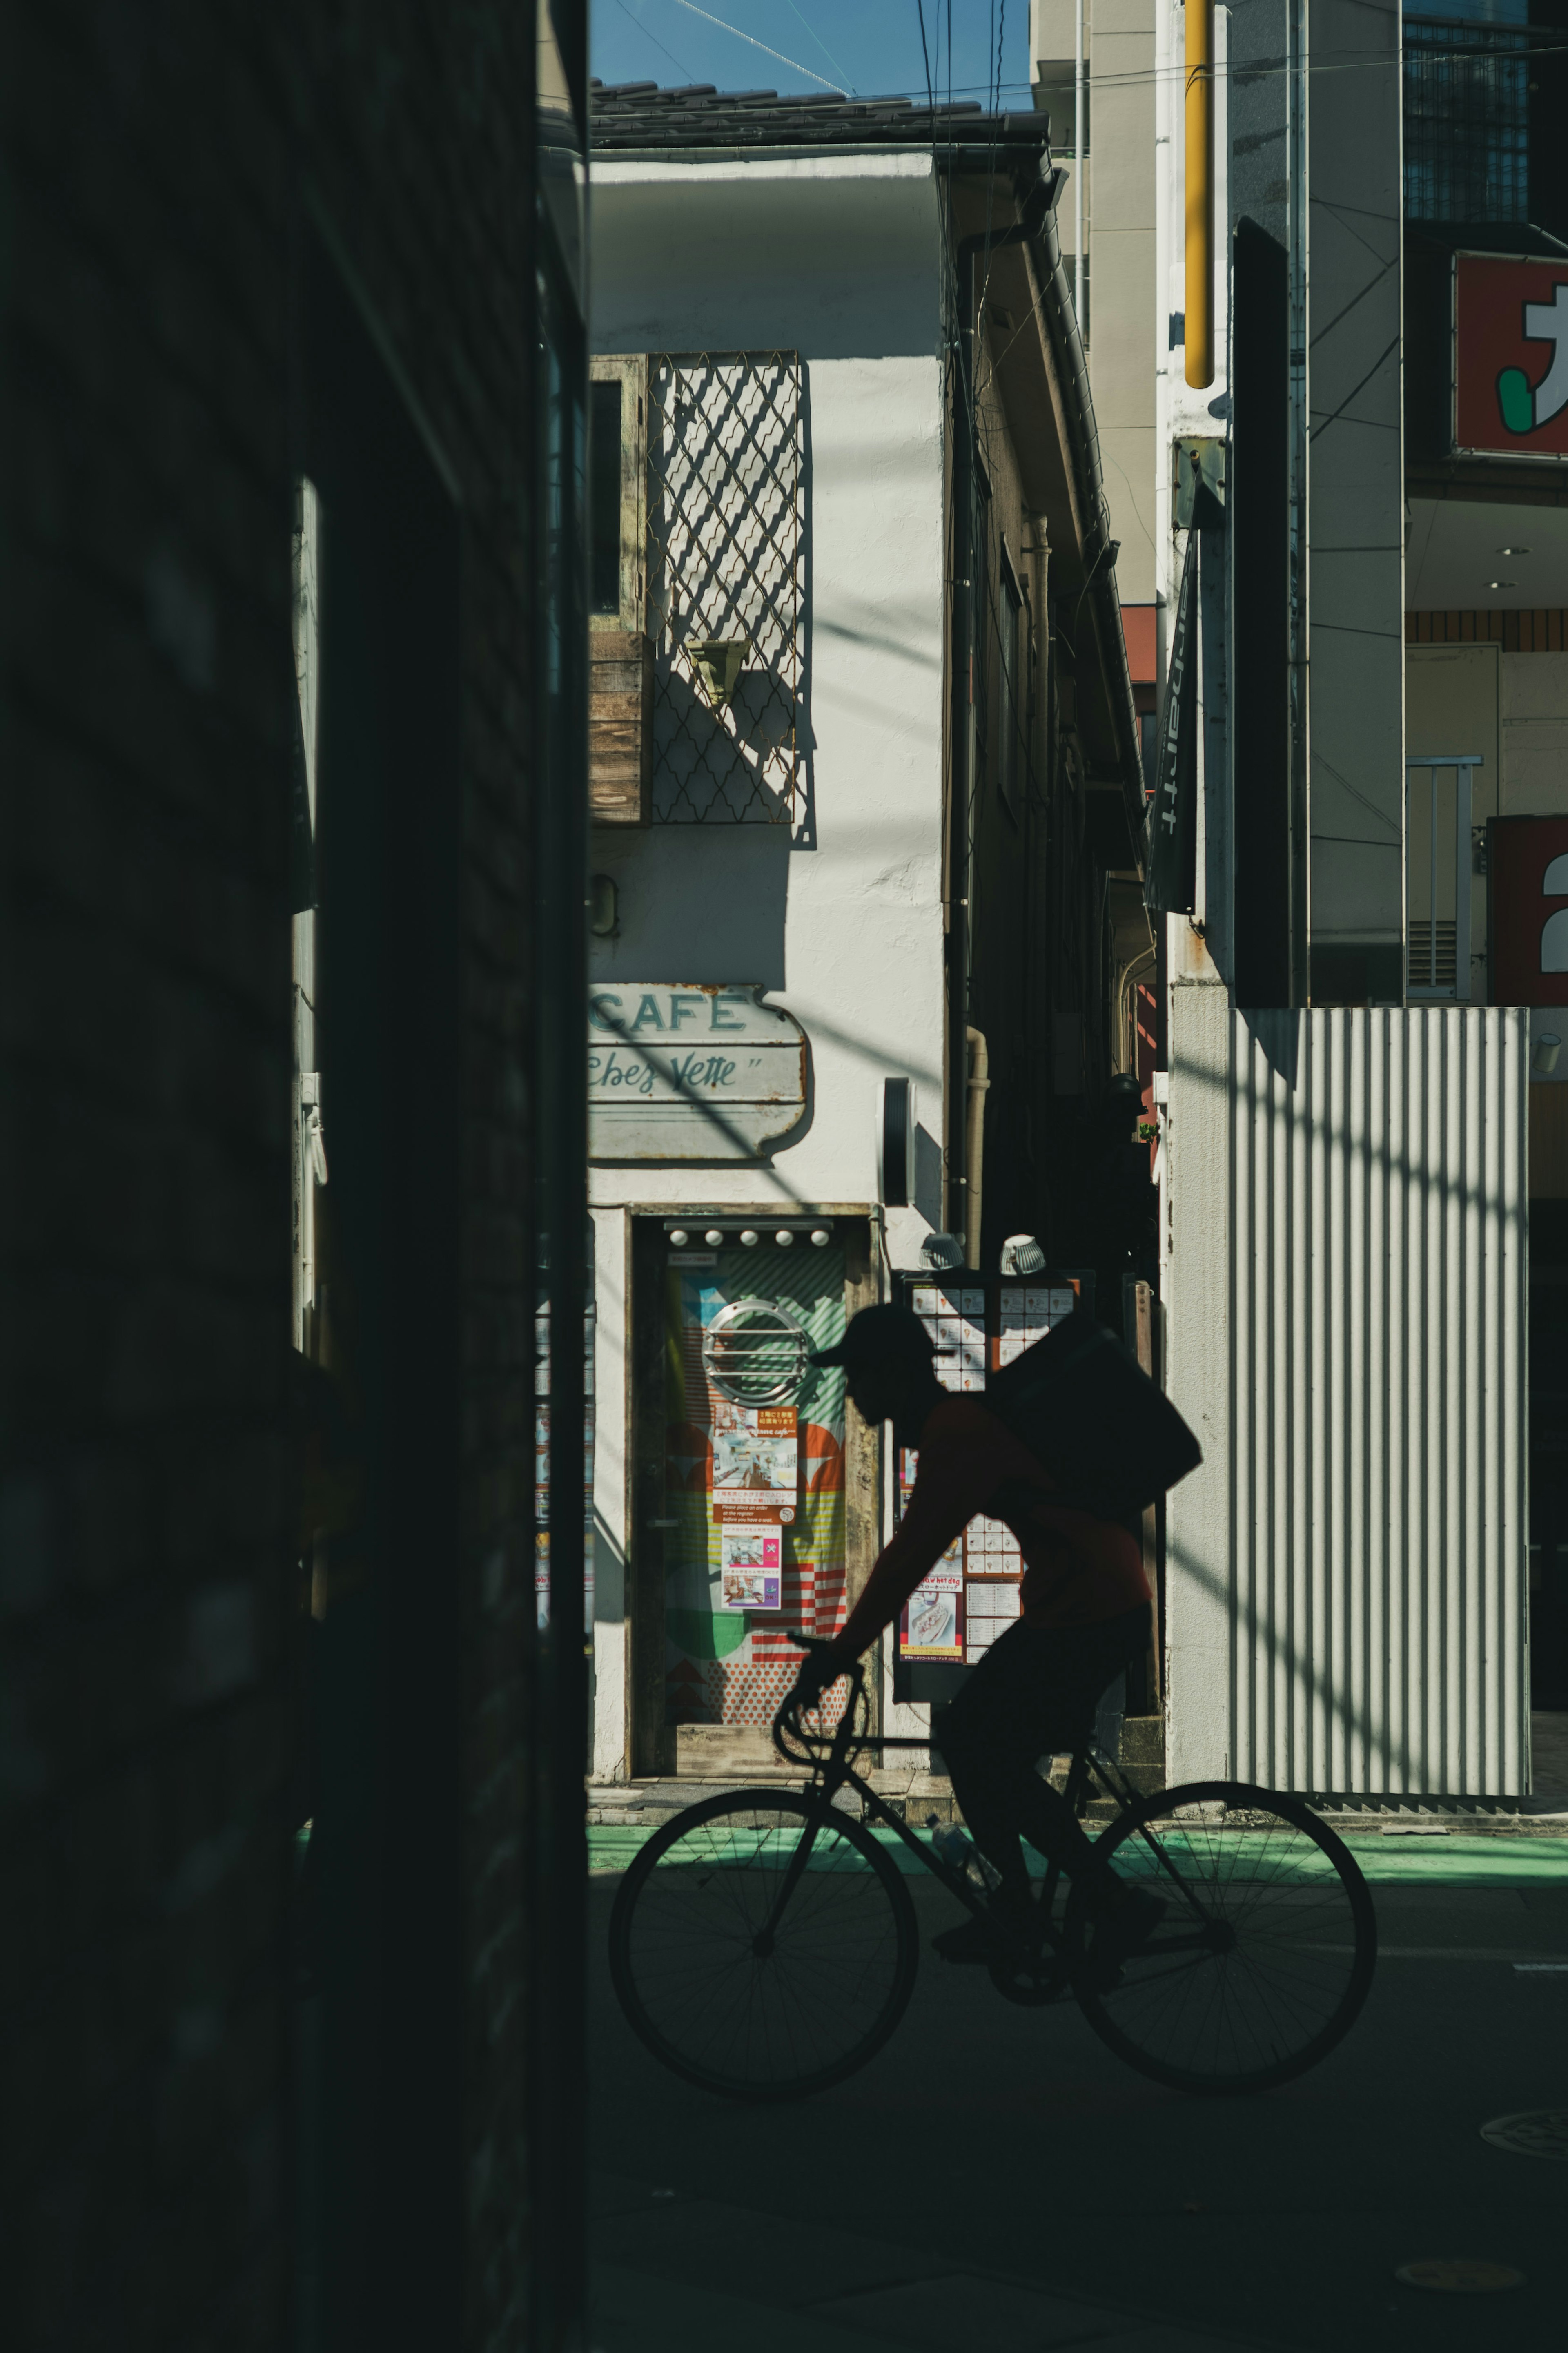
[{"x1": 663, "y1": 1240, "x2": 846, "y2": 1729}]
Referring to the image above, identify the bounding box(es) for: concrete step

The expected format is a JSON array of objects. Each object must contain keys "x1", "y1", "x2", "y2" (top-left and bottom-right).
[{"x1": 1120, "y1": 1712, "x2": 1166, "y2": 1767}]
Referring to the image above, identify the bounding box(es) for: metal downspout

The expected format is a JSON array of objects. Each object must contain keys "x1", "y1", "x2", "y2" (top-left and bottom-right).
[
  {"x1": 1185, "y1": 0, "x2": 1214, "y2": 388},
  {"x1": 965, "y1": 1027, "x2": 990, "y2": 1270},
  {"x1": 950, "y1": 186, "x2": 1057, "y2": 1245},
  {"x1": 1074, "y1": 0, "x2": 1086, "y2": 319},
  {"x1": 1014, "y1": 160, "x2": 1144, "y2": 832}
]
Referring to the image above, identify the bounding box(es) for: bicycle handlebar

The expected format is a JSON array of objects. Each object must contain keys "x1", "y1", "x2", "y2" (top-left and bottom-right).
[{"x1": 772, "y1": 1636, "x2": 866, "y2": 1768}]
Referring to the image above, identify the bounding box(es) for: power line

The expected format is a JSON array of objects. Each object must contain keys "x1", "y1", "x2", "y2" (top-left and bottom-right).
[
  {"x1": 612, "y1": 0, "x2": 698, "y2": 84},
  {"x1": 780, "y1": 0, "x2": 857, "y2": 96},
  {"x1": 665, "y1": 0, "x2": 846, "y2": 93},
  {"x1": 662, "y1": 31, "x2": 1568, "y2": 112}
]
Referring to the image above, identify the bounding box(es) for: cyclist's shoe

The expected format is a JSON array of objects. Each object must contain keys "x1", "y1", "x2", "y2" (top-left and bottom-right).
[
  {"x1": 932, "y1": 1914, "x2": 1006, "y2": 1965},
  {"x1": 931, "y1": 1902, "x2": 1033, "y2": 1966},
  {"x1": 1081, "y1": 1884, "x2": 1167, "y2": 1989}
]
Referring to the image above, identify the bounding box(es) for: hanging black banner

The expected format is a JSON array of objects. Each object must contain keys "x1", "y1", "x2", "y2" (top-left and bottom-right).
[{"x1": 1145, "y1": 533, "x2": 1198, "y2": 916}]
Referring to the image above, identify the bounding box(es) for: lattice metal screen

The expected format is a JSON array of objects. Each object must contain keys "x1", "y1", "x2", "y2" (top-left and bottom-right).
[
  {"x1": 647, "y1": 351, "x2": 802, "y2": 823},
  {"x1": 1404, "y1": 18, "x2": 1528, "y2": 225}
]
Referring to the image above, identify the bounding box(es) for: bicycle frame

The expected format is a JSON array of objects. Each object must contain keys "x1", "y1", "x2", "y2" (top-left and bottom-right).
[{"x1": 764, "y1": 1666, "x2": 1216, "y2": 1962}]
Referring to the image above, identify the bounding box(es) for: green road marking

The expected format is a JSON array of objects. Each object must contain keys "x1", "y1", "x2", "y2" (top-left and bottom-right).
[{"x1": 589, "y1": 1820, "x2": 1568, "y2": 1883}]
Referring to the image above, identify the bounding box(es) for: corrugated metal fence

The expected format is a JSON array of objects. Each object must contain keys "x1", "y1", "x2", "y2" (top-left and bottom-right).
[{"x1": 1227, "y1": 1006, "x2": 1528, "y2": 1796}]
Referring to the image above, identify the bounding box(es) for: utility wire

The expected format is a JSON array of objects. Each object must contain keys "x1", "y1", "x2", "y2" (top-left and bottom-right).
[
  {"x1": 674, "y1": 34, "x2": 1568, "y2": 109},
  {"x1": 780, "y1": 0, "x2": 856, "y2": 94},
  {"x1": 612, "y1": 0, "x2": 697, "y2": 83},
  {"x1": 666, "y1": 0, "x2": 846, "y2": 91}
]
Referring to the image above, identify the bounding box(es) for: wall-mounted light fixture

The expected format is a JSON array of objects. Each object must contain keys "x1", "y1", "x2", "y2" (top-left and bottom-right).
[
  {"x1": 686, "y1": 637, "x2": 749, "y2": 709},
  {"x1": 1534, "y1": 1031, "x2": 1561, "y2": 1076},
  {"x1": 661, "y1": 1218, "x2": 839, "y2": 1250},
  {"x1": 1000, "y1": 1233, "x2": 1047, "y2": 1276},
  {"x1": 921, "y1": 1231, "x2": 964, "y2": 1271}
]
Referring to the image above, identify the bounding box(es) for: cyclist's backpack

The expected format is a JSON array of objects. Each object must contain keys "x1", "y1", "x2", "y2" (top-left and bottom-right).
[{"x1": 986, "y1": 1311, "x2": 1202, "y2": 1521}]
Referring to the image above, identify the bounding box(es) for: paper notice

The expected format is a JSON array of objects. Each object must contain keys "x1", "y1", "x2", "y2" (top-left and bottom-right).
[
  {"x1": 718, "y1": 1521, "x2": 784, "y2": 1610},
  {"x1": 899, "y1": 1563, "x2": 964, "y2": 1659},
  {"x1": 712, "y1": 1403, "x2": 797, "y2": 1518}
]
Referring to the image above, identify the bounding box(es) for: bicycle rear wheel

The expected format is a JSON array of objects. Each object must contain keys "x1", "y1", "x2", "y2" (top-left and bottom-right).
[
  {"x1": 1067, "y1": 1780, "x2": 1377, "y2": 2095},
  {"x1": 608, "y1": 1790, "x2": 918, "y2": 2101}
]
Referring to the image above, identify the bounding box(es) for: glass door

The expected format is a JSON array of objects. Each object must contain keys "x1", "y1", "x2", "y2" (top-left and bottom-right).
[{"x1": 661, "y1": 1237, "x2": 848, "y2": 1736}]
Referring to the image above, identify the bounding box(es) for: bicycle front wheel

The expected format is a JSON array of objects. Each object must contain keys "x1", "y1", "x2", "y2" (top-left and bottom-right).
[
  {"x1": 1067, "y1": 1780, "x2": 1377, "y2": 2095},
  {"x1": 608, "y1": 1791, "x2": 918, "y2": 2102}
]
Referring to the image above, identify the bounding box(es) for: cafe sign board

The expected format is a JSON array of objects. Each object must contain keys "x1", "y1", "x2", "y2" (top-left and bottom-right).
[
  {"x1": 588, "y1": 984, "x2": 808, "y2": 1162},
  {"x1": 1454, "y1": 252, "x2": 1568, "y2": 461}
]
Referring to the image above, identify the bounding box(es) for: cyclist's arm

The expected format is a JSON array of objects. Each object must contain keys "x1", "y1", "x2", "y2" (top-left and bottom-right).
[{"x1": 821, "y1": 1430, "x2": 1000, "y2": 1665}]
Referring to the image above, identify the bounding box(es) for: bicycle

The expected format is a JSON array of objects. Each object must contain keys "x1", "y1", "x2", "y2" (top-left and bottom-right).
[{"x1": 608, "y1": 1636, "x2": 1378, "y2": 2102}]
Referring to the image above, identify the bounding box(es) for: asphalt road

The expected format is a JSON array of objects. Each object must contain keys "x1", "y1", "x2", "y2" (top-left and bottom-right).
[{"x1": 588, "y1": 1862, "x2": 1568, "y2": 2351}]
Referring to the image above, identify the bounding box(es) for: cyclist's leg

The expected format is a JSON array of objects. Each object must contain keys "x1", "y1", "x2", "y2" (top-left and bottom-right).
[
  {"x1": 940, "y1": 1607, "x2": 1151, "y2": 1909},
  {"x1": 1018, "y1": 1606, "x2": 1152, "y2": 1896},
  {"x1": 929, "y1": 1636, "x2": 1048, "y2": 1948},
  {"x1": 934, "y1": 1624, "x2": 1094, "y2": 1914}
]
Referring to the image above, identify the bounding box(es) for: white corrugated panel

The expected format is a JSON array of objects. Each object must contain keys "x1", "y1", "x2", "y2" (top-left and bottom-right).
[{"x1": 1225, "y1": 1006, "x2": 1528, "y2": 1796}]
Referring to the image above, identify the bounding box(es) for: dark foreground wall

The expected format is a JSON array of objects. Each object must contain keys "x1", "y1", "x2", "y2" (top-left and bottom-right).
[{"x1": 0, "y1": 7, "x2": 586, "y2": 2347}]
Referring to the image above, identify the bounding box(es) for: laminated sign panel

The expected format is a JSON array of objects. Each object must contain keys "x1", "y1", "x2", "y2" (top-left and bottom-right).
[{"x1": 1167, "y1": 1002, "x2": 1529, "y2": 1797}]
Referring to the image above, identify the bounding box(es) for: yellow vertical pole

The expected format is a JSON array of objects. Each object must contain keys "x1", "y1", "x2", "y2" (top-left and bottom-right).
[{"x1": 1185, "y1": 0, "x2": 1214, "y2": 389}]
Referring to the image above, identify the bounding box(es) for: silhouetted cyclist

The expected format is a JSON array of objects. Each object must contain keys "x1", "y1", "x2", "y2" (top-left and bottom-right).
[{"x1": 788, "y1": 1304, "x2": 1165, "y2": 1969}]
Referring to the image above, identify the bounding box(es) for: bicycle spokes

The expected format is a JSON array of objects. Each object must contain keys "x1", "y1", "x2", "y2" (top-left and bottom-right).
[{"x1": 1072, "y1": 1784, "x2": 1376, "y2": 2095}]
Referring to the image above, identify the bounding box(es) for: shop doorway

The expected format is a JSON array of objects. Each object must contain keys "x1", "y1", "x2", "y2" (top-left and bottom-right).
[{"x1": 628, "y1": 1216, "x2": 877, "y2": 1774}]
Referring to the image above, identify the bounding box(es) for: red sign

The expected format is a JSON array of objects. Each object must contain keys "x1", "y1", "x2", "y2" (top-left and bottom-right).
[
  {"x1": 1492, "y1": 817, "x2": 1568, "y2": 1005},
  {"x1": 1455, "y1": 254, "x2": 1568, "y2": 461}
]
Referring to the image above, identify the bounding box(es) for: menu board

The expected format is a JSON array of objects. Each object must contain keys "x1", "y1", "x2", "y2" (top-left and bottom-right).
[
  {"x1": 899, "y1": 1562, "x2": 964, "y2": 1658},
  {"x1": 897, "y1": 1275, "x2": 1079, "y2": 1666}
]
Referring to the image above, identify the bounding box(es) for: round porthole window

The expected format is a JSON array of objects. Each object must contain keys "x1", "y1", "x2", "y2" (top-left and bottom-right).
[{"x1": 703, "y1": 1297, "x2": 813, "y2": 1405}]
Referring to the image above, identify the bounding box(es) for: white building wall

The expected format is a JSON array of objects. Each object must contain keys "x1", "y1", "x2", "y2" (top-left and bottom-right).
[
  {"x1": 1031, "y1": 0, "x2": 1160, "y2": 608},
  {"x1": 587, "y1": 157, "x2": 950, "y2": 1773},
  {"x1": 1166, "y1": 1000, "x2": 1530, "y2": 1796},
  {"x1": 1305, "y1": 0, "x2": 1405, "y2": 978},
  {"x1": 590, "y1": 157, "x2": 947, "y2": 1247}
]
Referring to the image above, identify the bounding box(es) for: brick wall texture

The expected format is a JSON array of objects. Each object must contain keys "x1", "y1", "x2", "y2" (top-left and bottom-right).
[{"x1": 1, "y1": 7, "x2": 560, "y2": 2346}]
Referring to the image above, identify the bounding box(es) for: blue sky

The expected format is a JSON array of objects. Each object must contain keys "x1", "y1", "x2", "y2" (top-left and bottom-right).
[{"x1": 592, "y1": 0, "x2": 1034, "y2": 110}]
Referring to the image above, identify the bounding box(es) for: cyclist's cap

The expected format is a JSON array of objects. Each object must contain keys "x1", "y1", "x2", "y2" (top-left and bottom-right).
[{"x1": 810, "y1": 1304, "x2": 935, "y2": 1372}]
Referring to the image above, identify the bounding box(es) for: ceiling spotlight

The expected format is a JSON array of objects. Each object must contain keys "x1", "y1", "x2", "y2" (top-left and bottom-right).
[
  {"x1": 809, "y1": 1228, "x2": 831, "y2": 1246},
  {"x1": 738, "y1": 1229, "x2": 760, "y2": 1247},
  {"x1": 668, "y1": 1229, "x2": 690, "y2": 1248},
  {"x1": 704, "y1": 1229, "x2": 725, "y2": 1247},
  {"x1": 1488, "y1": 580, "x2": 1516, "y2": 589}
]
